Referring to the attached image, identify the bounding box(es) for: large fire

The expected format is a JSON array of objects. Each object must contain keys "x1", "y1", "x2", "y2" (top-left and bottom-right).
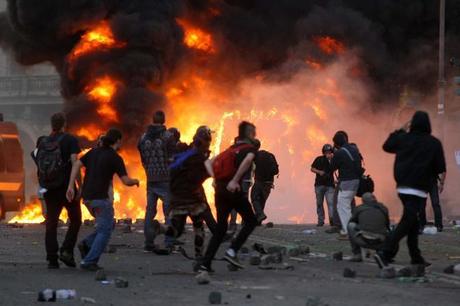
[
  {"x1": 70, "y1": 21, "x2": 125, "y2": 60},
  {"x1": 10, "y1": 22, "x2": 373, "y2": 225}
]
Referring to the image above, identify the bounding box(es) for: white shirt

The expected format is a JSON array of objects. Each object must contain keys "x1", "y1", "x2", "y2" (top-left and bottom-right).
[{"x1": 397, "y1": 187, "x2": 428, "y2": 198}]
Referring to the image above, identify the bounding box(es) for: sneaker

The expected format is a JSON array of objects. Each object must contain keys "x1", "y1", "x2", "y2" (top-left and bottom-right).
[
  {"x1": 373, "y1": 253, "x2": 388, "y2": 269},
  {"x1": 325, "y1": 227, "x2": 340, "y2": 234},
  {"x1": 48, "y1": 260, "x2": 60, "y2": 269},
  {"x1": 59, "y1": 250, "x2": 76, "y2": 268},
  {"x1": 78, "y1": 242, "x2": 90, "y2": 260},
  {"x1": 350, "y1": 254, "x2": 363, "y2": 262},
  {"x1": 256, "y1": 212, "x2": 268, "y2": 224},
  {"x1": 193, "y1": 262, "x2": 214, "y2": 273},
  {"x1": 224, "y1": 249, "x2": 245, "y2": 269},
  {"x1": 316, "y1": 222, "x2": 325, "y2": 227},
  {"x1": 437, "y1": 226, "x2": 443, "y2": 233},
  {"x1": 80, "y1": 262, "x2": 102, "y2": 271}
]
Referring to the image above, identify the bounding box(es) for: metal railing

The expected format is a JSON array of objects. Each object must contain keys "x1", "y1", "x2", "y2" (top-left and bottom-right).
[{"x1": 0, "y1": 75, "x2": 60, "y2": 98}]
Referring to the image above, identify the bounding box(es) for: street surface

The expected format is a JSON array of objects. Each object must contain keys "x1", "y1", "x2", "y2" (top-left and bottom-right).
[{"x1": 1, "y1": 222, "x2": 459, "y2": 306}]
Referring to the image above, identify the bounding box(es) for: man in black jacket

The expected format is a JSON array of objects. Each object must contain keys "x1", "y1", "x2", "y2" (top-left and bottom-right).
[{"x1": 375, "y1": 111, "x2": 446, "y2": 268}]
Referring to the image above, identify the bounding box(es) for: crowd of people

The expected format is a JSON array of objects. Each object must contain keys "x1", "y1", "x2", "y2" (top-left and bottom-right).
[{"x1": 32, "y1": 109, "x2": 446, "y2": 275}]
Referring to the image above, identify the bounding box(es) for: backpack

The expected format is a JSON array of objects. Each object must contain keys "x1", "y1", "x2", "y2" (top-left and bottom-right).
[
  {"x1": 36, "y1": 135, "x2": 67, "y2": 190},
  {"x1": 256, "y1": 150, "x2": 279, "y2": 178},
  {"x1": 213, "y1": 144, "x2": 254, "y2": 181},
  {"x1": 169, "y1": 148, "x2": 198, "y2": 171},
  {"x1": 342, "y1": 147, "x2": 374, "y2": 197}
]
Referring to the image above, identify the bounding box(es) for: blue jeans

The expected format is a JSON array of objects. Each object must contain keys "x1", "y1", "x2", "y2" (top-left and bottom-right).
[
  {"x1": 82, "y1": 199, "x2": 114, "y2": 264},
  {"x1": 144, "y1": 181, "x2": 173, "y2": 247}
]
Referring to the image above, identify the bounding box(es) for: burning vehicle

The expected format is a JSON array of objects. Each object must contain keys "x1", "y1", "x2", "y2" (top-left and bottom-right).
[{"x1": 0, "y1": 115, "x2": 25, "y2": 219}]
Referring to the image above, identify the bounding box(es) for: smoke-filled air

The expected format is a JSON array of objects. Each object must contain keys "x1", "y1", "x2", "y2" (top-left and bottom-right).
[{"x1": 1, "y1": 0, "x2": 459, "y2": 223}]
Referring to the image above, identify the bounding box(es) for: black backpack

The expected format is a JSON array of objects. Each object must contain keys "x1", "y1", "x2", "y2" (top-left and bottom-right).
[{"x1": 37, "y1": 135, "x2": 67, "y2": 190}]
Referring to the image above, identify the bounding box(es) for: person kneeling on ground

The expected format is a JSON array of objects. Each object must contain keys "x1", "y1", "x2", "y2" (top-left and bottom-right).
[
  {"x1": 347, "y1": 193, "x2": 390, "y2": 262},
  {"x1": 66, "y1": 129, "x2": 139, "y2": 271}
]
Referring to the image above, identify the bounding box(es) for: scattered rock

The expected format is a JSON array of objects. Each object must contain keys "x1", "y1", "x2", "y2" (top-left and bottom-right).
[
  {"x1": 227, "y1": 264, "x2": 239, "y2": 272},
  {"x1": 249, "y1": 254, "x2": 262, "y2": 266},
  {"x1": 332, "y1": 252, "x2": 343, "y2": 261},
  {"x1": 343, "y1": 268, "x2": 356, "y2": 278},
  {"x1": 246, "y1": 294, "x2": 251, "y2": 299},
  {"x1": 397, "y1": 267, "x2": 413, "y2": 277},
  {"x1": 379, "y1": 267, "x2": 397, "y2": 279},
  {"x1": 240, "y1": 246, "x2": 250, "y2": 254},
  {"x1": 95, "y1": 269, "x2": 107, "y2": 281},
  {"x1": 252, "y1": 243, "x2": 267, "y2": 254},
  {"x1": 196, "y1": 272, "x2": 211, "y2": 285},
  {"x1": 288, "y1": 247, "x2": 301, "y2": 257},
  {"x1": 443, "y1": 265, "x2": 454, "y2": 274},
  {"x1": 265, "y1": 222, "x2": 274, "y2": 228},
  {"x1": 411, "y1": 265, "x2": 425, "y2": 277},
  {"x1": 267, "y1": 246, "x2": 287, "y2": 255},
  {"x1": 81, "y1": 297, "x2": 96, "y2": 304},
  {"x1": 298, "y1": 245, "x2": 310, "y2": 255},
  {"x1": 104, "y1": 245, "x2": 117, "y2": 254},
  {"x1": 261, "y1": 255, "x2": 276, "y2": 265},
  {"x1": 209, "y1": 291, "x2": 222, "y2": 304},
  {"x1": 306, "y1": 296, "x2": 329, "y2": 306},
  {"x1": 115, "y1": 277, "x2": 129, "y2": 288}
]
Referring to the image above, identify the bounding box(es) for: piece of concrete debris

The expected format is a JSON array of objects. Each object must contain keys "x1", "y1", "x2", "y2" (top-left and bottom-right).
[
  {"x1": 305, "y1": 296, "x2": 329, "y2": 306},
  {"x1": 115, "y1": 277, "x2": 129, "y2": 288},
  {"x1": 379, "y1": 267, "x2": 397, "y2": 279},
  {"x1": 265, "y1": 222, "x2": 274, "y2": 228},
  {"x1": 253, "y1": 243, "x2": 267, "y2": 254},
  {"x1": 209, "y1": 291, "x2": 222, "y2": 304},
  {"x1": 332, "y1": 251, "x2": 343, "y2": 261},
  {"x1": 443, "y1": 265, "x2": 455, "y2": 274},
  {"x1": 343, "y1": 268, "x2": 356, "y2": 278},
  {"x1": 411, "y1": 265, "x2": 425, "y2": 277},
  {"x1": 227, "y1": 264, "x2": 239, "y2": 272},
  {"x1": 95, "y1": 269, "x2": 107, "y2": 281},
  {"x1": 267, "y1": 246, "x2": 287, "y2": 255},
  {"x1": 288, "y1": 246, "x2": 301, "y2": 257},
  {"x1": 261, "y1": 254, "x2": 276, "y2": 265},
  {"x1": 249, "y1": 254, "x2": 262, "y2": 266},
  {"x1": 298, "y1": 245, "x2": 310, "y2": 255},
  {"x1": 196, "y1": 271, "x2": 211, "y2": 285},
  {"x1": 81, "y1": 297, "x2": 97, "y2": 304},
  {"x1": 240, "y1": 246, "x2": 250, "y2": 254},
  {"x1": 104, "y1": 244, "x2": 117, "y2": 254},
  {"x1": 397, "y1": 267, "x2": 413, "y2": 277}
]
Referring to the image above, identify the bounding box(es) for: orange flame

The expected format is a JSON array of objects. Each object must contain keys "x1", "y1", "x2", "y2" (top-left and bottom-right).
[
  {"x1": 314, "y1": 36, "x2": 345, "y2": 55},
  {"x1": 70, "y1": 21, "x2": 126, "y2": 60},
  {"x1": 86, "y1": 76, "x2": 119, "y2": 122},
  {"x1": 177, "y1": 19, "x2": 216, "y2": 53}
]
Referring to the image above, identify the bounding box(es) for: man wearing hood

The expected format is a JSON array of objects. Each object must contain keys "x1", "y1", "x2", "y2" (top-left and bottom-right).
[
  {"x1": 138, "y1": 111, "x2": 176, "y2": 251},
  {"x1": 375, "y1": 111, "x2": 446, "y2": 268}
]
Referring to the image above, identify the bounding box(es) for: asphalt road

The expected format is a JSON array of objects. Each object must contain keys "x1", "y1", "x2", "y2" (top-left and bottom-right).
[{"x1": 0, "y1": 222, "x2": 459, "y2": 306}]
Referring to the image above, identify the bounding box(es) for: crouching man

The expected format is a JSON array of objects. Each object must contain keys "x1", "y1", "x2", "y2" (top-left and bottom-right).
[
  {"x1": 66, "y1": 129, "x2": 139, "y2": 271},
  {"x1": 347, "y1": 193, "x2": 390, "y2": 262}
]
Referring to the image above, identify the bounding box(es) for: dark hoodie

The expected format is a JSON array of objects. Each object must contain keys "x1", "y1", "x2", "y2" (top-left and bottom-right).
[
  {"x1": 138, "y1": 125, "x2": 175, "y2": 182},
  {"x1": 383, "y1": 111, "x2": 446, "y2": 193}
]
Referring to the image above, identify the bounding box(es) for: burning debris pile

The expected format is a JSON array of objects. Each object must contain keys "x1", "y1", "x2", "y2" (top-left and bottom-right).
[{"x1": 1, "y1": 0, "x2": 460, "y2": 223}]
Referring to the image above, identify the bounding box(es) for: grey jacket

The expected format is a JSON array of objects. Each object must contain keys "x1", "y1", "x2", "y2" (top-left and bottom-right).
[{"x1": 138, "y1": 125, "x2": 174, "y2": 182}]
